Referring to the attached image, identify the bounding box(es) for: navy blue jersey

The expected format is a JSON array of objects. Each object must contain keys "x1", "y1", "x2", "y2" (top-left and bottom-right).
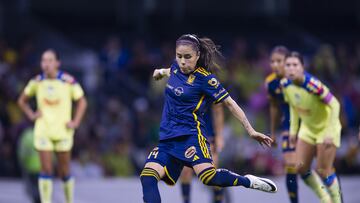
[
  {"x1": 203, "y1": 109, "x2": 215, "y2": 137},
  {"x1": 265, "y1": 73, "x2": 290, "y2": 131},
  {"x1": 159, "y1": 62, "x2": 229, "y2": 140}
]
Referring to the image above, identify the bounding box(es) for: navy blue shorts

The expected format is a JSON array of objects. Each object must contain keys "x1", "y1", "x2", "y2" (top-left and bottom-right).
[{"x1": 145, "y1": 134, "x2": 213, "y2": 185}]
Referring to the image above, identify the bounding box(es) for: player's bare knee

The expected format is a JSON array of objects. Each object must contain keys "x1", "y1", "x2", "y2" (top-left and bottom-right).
[{"x1": 296, "y1": 163, "x2": 308, "y2": 175}]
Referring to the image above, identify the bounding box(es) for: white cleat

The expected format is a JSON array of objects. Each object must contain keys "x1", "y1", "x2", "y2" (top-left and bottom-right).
[{"x1": 245, "y1": 174, "x2": 278, "y2": 193}]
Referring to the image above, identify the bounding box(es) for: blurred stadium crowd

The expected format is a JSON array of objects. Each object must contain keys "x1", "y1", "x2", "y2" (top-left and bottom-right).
[{"x1": 1, "y1": 34, "x2": 360, "y2": 179}]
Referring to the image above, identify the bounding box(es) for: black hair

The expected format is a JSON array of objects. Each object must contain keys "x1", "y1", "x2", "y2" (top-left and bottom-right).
[
  {"x1": 271, "y1": 45, "x2": 289, "y2": 56},
  {"x1": 285, "y1": 51, "x2": 304, "y2": 65},
  {"x1": 43, "y1": 49, "x2": 60, "y2": 60},
  {"x1": 176, "y1": 34, "x2": 223, "y2": 72}
]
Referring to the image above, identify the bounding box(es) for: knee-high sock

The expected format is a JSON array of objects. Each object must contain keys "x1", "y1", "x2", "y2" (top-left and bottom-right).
[
  {"x1": 285, "y1": 166, "x2": 298, "y2": 203},
  {"x1": 39, "y1": 174, "x2": 53, "y2": 203},
  {"x1": 181, "y1": 183, "x2": 191, "y2": 203},
  {"x1": 140, "y1": 168, "x2": 161, "y2": 203},
  {"x1": 323, "y1": 173, "x2": 342, "y2": 203},
  {"x1": 62, "y1": 175, "x2": 74, "y2": 203},
  {"x1": 198, "y1": 167, "x2": 250, "y2": 188},
  {"x1": 212, "y1": 187, "x2": 224, "y2": 203},
  {"x1": 301, "y1": 171, "x2": 331, "y2": 202}
]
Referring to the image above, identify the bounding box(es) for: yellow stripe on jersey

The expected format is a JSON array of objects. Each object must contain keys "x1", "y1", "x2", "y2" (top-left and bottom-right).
[
  {"x1": 215, "y1": 92, "x2": 229, "y2": 103},
  {"x1": 192, "y1": 95, "x2": 211, "y2": 159},
  {"x1": 194, "y1": 67, "x2": 210, "y2": 76},
  {"x1": 265, "y1": 73, "x2": 277, "y2": 84}
]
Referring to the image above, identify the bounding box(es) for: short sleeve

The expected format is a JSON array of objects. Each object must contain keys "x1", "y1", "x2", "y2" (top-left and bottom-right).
[
  {"x1": 305, "y1": 77, "x2": 333, "y2": 104},
  {"x1": 71, "y1": 83, "x2": 84, "y2": 101},
  {"x1": 24, "y1": 80, "x2": 38, "y2": 97},
  {"x1": 202, "y1": 75, "x2": 229, "y2": 103}
]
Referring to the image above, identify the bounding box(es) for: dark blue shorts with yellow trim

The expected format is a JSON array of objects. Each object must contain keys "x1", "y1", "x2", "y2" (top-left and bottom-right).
[{"x1": 145, "y1": 134, "x2": 213, "y2": 186}]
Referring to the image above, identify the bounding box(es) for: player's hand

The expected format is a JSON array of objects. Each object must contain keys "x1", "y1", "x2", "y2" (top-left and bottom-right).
[
  {"x1": 250, "y1": 131, "x2": 273, "y2": 148},
  {"x1": 270, "y1": 134, "x2": 277, "y2": 148},
  {"x1": 289, "y1": 135, "x2": 297, "y2": 149},
  {"x1": 153, "y1": 69, "x2": 165, "y2": 80},
  {"x1": 66, "y1": 120, "x2": 80, "y2": 129},
  {"x1": 29, "y1": 111, "x2": 42, "y2": 121}
]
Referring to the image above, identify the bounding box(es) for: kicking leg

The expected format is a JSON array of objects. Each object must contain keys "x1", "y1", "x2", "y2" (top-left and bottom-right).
[{"x1": 193, "y1": 163, "x2": 277, "y2": 193}]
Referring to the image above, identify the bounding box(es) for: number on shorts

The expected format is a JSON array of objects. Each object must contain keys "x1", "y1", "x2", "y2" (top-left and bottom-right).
[{"x1": 148, "y1": 147, "x2": 159, "y2": 159}]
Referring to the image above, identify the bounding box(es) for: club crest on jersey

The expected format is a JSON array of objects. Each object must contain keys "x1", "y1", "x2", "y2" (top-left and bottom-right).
[
  {"x1": 187, "y1": 74, "x2": 196, "y2": 85},
  {"x1": 184, "y1": 146, "x2": 197, "y2": 158},
  {"x1": 174, "y1": 87, "x2": 184, "y2": 96},
  {"x1": 208, "y1": 78, "x2": 219, "y2": 88}
]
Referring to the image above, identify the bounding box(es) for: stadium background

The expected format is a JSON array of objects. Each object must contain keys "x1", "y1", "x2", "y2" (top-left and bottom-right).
[{"x1": 0, "y1": 0, "x2": 360, "y2": 202}]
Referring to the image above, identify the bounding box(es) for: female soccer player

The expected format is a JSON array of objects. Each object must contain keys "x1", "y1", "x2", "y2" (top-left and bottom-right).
[
  {"x1": 154, "y1": 68, "x2": 225, "y2": 203},
  {"x1": 265, "y1": 46, "x2": 298, "y2": 203},
  {"x1": 141, "y1": 34, "x2": 277, "y2": 203},
  {"x1": 18, "y1": 49, "x2": 87, "y2": 203},
  {"x1": 282, "y1": 52, "x2": 342, "y2": 203}
]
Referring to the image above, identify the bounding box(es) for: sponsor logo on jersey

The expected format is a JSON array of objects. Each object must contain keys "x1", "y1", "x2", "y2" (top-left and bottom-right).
[
  {"x1": 174, "y1": 87, "x2": 184, "y2": 96},
  {"x1": 213, "y1": 88, "x2": 226, "y2": 98},
  {"x1": 208, "y1": 78, "x2": 219, "y2": 88},
  {"x1": 44, "y1": 99, "x2": 60, "y2": 106},
  {"x1": 184, "y1": 146, "x2": 197, "y2": 158}
]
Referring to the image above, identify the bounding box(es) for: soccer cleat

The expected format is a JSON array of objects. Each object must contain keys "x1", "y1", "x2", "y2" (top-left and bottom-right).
[{"x1": 244, "y1": 175, "x2": 278, "y2": 193}]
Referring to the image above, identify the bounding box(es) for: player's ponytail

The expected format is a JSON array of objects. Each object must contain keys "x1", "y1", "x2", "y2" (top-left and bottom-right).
[
  {"x1": 197, "y1": 37, "x2": 224, "y2": 73},
  {"x1": 176, "y1": 34, "x2": 224, "y2": 73}
]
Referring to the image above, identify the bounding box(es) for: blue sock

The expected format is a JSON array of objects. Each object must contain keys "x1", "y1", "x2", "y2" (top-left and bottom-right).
[
  {"x1": 181, "y1": 183, "x2": 191, "y2": 203},
  {"x1": 286, "y1": 173, "x2": 298, "y2": 203},
  {"x1": 198, "y1": 167, "x2": 250, "y2": 188},
  {"x1": 213, "y1": 187, "x2": 224, "y2": 203},
  {"x1": 323, "y1": 173, "x2": 336, "y2": 187},
  {"x1": 140, "y1": 168, "x2": 161, "y2": 203}
]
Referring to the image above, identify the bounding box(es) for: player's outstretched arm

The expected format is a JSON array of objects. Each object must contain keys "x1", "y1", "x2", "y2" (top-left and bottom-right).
[
  {"x1": 67, "y1": 96, "x2": 87, "y2": 129},
  {"x1": 17, "y1": 93, "x2": 41, "y2": 121},
  {"x1": 153, "y1": 68, "x2": 171, "y2": 80},
  {"x1": 212, "y1": 103, "x2": 224, "y2": 152},
  {"x1": 222, "y1": 96, "x2": 273, "y2": 147}
]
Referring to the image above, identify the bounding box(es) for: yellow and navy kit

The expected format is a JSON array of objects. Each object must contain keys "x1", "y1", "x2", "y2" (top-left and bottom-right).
[
  {"x1": 159, "y1": 62, "x2": 229, "y2": 140},
  {"x1": 145, "y1": 61, "x2": 229, "y2": 185}
]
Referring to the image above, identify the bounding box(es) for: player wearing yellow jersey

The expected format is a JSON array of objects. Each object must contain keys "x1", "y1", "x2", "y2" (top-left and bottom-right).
[
  {"x1": 18, "y1": 49, "x2": 87, "y2": 203},
  {"x1": 282, "y1": 52, "x2": 342, "y2": 203}
]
